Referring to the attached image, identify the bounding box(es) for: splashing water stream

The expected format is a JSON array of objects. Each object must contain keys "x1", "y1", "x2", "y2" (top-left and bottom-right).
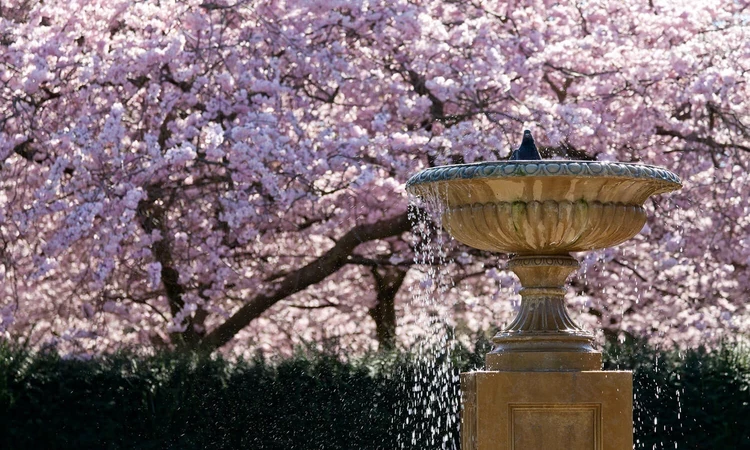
[{"x1": 396, "y1": 193, "x2": 462, "y2": 449}]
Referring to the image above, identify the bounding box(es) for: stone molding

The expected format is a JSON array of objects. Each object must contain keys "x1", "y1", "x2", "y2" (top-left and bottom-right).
[
  {"x1": 507, "y1": 256, "x2": 581, "y2": 268},
  {"x1": 406, "y1": 160, "x2": 682, "y2": 189}
]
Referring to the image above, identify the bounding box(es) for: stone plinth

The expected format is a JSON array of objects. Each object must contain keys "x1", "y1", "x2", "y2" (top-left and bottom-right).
[{"x1": 461, "y1": 370, "x2": 632, "y2": 450}]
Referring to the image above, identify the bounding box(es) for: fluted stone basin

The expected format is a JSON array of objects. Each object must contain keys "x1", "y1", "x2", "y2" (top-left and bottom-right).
[
  {"x1": 406, "y1": 160, "x2": 681, "y2": 370},
  {"x1": 407, "y1": 161, "x2": 681, "y2": 255}
]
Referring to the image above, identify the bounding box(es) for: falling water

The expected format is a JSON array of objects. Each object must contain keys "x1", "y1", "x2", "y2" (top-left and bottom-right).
[
  {"x1": 576, "y1": 192, "x2": 696, "y2": 450},
  {"x1": 395, "y1": 190, "x2": 462, "y2": 450}
]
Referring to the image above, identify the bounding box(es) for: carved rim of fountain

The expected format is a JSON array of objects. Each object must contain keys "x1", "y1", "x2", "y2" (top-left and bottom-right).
[{"x1": 406, "y1": 160, "x2": 682, "y2": 192}]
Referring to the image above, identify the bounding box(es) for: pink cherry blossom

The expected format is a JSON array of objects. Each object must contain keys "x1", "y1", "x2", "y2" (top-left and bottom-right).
[{"x1": 0, "y1": 0, "x2": 747, "y2": 355}]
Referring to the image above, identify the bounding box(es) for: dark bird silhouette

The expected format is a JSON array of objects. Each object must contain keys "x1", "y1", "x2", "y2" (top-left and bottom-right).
[{"x1": 510, "y1": 130, "x2": 541, "y2": 160}]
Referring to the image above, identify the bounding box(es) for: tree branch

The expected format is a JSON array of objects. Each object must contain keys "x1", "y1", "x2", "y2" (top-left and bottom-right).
[
  {"x1": 197, "y1": 212, "x2": 412, "y2": 351},
  {"x1": 655, "y1": 125, "x2": 750, "y2": 153}
]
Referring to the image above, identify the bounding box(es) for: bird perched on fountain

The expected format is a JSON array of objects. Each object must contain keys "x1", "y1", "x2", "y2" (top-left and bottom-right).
[{"x1": 509, "y1": 130, "x2": 542, "y2": 160}]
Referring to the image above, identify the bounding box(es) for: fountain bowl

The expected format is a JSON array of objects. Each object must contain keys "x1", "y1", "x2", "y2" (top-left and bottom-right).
[{"x1": 406, "y1": 160, "x2": 682, "y2": 255}]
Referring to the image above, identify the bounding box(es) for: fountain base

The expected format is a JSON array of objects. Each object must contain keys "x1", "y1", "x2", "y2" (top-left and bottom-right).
[
  {"x1": 461, "y1": 371, "x2": 632, "y2": 450},
  {"x1": 486, "y1": 350, "x2": 601, "y2": 371}
]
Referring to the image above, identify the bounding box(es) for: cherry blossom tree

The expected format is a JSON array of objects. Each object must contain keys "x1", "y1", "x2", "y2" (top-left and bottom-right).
[{"x1": 0, "y1": 0, "x2": 748, "y2": 354}]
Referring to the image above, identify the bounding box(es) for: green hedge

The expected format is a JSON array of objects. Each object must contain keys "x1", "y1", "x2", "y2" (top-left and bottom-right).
[{"x1": 0, "y1": 339, "x2": 748, "y2": 449}]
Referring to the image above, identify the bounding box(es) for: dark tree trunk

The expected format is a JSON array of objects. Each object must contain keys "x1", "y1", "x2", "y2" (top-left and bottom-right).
[{"x1": 369, "y1": 265, "x2": 407, "y2": 352}]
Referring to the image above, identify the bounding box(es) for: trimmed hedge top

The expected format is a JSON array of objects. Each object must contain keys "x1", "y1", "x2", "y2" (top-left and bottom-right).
[{"x1": 0, "y1": 339, "x2": 749, "y2": 449}]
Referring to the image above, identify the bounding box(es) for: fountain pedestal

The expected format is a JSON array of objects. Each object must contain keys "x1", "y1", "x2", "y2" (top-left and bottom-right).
[
  {"x1": 462, "y1": 254, "x2": 632, "y2": 450},
  {"x1": 487, "y1": 255, "x2": 600, "y2": 372},
  {"x1": 406, "y1": 160, "x2": 681, "y2": 450}
]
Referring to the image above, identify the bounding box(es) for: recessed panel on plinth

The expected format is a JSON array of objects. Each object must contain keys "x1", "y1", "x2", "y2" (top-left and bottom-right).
[
  {"x1": 510, "y1": 404, "x2": 601, "y2": 450},
  {"x1": 461, "y1": 371, "x2": 631, "y2": 450}
]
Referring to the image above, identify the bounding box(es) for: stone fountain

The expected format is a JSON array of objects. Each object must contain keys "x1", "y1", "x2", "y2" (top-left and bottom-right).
[{"x1": 406, "y1": 131, "x2": 681, "y2": 450}]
